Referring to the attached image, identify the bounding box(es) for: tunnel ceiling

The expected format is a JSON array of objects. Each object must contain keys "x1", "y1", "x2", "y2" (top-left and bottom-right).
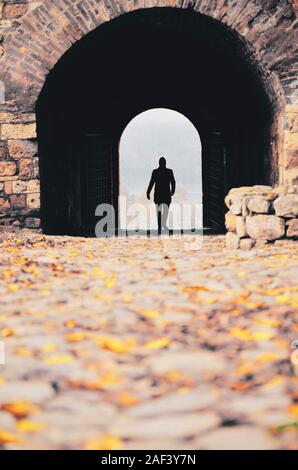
[{"x1": 37, "y1": 8, "x2": 272, "y2": 131}]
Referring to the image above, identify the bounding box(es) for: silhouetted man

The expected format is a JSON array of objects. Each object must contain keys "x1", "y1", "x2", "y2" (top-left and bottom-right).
[{"x1": 147, "y1": 157, "x2": 176, "y2": 234}]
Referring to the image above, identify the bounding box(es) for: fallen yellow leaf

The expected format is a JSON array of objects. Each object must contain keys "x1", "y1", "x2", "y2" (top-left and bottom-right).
[
  {"x1": 139, "y1": 309, "x2": 160, "y2": 319},
  {"x1": 1, "y1": 328, "x2": 15, "y2": 338},
  {"x1": 85, "y1": 435, "x2": 123, "y2": 450},
  {"x1": 230, "y1": 328, "x2": 274, "y2": 342},
  {"x1": 16, "y1": 347, "x2": 32, "y2": 357},
  {"x1": 42, "y1": 343, "x2": 57, "y2": 353},
  {"x1": 262, "y1": 375, "x2": 285, "y2": 391},
  {"x1": 66, "y1": 332, "x2": 89, "y2": 343},
  {"x1": 276, "y1": 294, "x2": 298, "y2": 308},
  {"x1": 116, "y1": 392, "x2": 139, "y2": 407},
  {"x1": 8, "y1": 284, "x2": 19, "y2": 292},
  {"x1": 257, "y1": 352, "x2": 282, "y2": 364},
  {"x1": 144, "y1": 337, "x2": 171, "y2": 350},
  {"x1": 230, "y1": 328, "x2": 252, "y2": 341},
  {"x1": 95, "y1": 336, "x2": 136, "y2": 354},
  {"x1": 44, "y1": 354, "x2": 74, "y2": 365},
  {"x1": 17, "y1": 420, "x2": 46, "y2": 433},
  {"x1": 104, "y1": 278, "x2": 116, "y2": 289}
]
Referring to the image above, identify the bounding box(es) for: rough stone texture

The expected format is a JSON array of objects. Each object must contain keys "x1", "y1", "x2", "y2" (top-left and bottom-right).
[
  {"x1": 7, "y1": 140, "x2": 38, "y2": 160},
  {"x1": 3, "y1": 4, "x2": 28, "y2": 20},
  {"x1": 225, "y1": 186, "x2": 297, "y2": 248},
  {"x1": 1, "y1": 124, "x2": 37, "y2": 140},
  {"x1": 239, "y1": 238, "x2": 256, "y2": 250},
  {"x1": 225, "y1": 211, "x2": 237, "y2": 232},
  {"x1": 0, "y1": 196, "x2": 10, "y2": 212},
  {"x1": 19, "y1": 158, "x2": 34, "y2": 180},
  {"x1": 235, "y1": 216, "x2": 247, "y2": 238},
  {"x1": 287, "y1": 218, "x2": 298, "y2": 237},
  {"x1": 0, "y1": 161, "x2": 16, "y2": 176},
  {"x1": 12, "y1": 180, "x2": 27, "y2": 194},
  {"x1": 226, "y1": 232, "x2": 240, "y2": 250},
  {"x1": 274, "y1": 195, "x2": 298, "y2": 217},
  {"x1": 246, "y1": 215, "x2": 285, "y2": 241},
  {"x1": 24, "y1": 217, "x2": 41, "y2": 228},
  {"x1": 27, "y1": 192, "x2": 40, "y2": 210},
  {"x1": 247, "y1": 196, "x2": 271, "y2": 214},
  {"x1": 10, "y1": 194, "x2": 26, "y2": 210}
]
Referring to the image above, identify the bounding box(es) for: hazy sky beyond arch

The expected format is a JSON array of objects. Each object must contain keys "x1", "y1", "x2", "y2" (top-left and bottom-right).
[{"x1": 119, "y1": 108, "x2": 203, "y2": 230}]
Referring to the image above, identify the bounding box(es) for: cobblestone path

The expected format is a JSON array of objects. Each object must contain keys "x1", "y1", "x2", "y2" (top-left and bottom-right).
[{"x1": 0, "y1": 233, "x2": 297, "y2": 450}]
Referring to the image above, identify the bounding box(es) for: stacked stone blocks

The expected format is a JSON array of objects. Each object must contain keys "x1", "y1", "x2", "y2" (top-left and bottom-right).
[{"x1": 225, "y1": 185, "x2": 298, "y2": 249}]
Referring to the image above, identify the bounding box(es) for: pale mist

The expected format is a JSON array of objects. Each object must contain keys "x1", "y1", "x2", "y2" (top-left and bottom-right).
[{"x1": 119, "y1": 108, "x2": 203, "y2": 231}]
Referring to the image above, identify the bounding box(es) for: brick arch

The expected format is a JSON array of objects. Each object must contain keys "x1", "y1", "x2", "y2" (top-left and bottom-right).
[
  {"x1": 0, "y1": 0, "x2": 297, "y2": 230},
  {"x1": 0, "y1": 0, "x2": 296, "y2": 110}
]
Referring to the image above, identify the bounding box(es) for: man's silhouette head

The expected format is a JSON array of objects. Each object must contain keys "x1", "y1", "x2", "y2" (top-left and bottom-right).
[{"x1": 159, "y1": 157, "x2": 166, "y2": 168}]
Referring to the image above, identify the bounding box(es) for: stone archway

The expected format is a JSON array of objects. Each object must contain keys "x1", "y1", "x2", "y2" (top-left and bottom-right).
[{"x1": 0, "y1": 1, "x2": 297, "y2": 231}]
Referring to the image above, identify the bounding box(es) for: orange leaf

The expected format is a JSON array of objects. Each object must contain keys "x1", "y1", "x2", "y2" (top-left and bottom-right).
[
  {"x1": 0, "y1": 428, "x2": 20, "y2": 444},
  {"x1": 2, "y1": 401, "x2": 40, "y2": 418},
  {"x1": 116, "y1": 392, "x2": 139, "y2": 407}
]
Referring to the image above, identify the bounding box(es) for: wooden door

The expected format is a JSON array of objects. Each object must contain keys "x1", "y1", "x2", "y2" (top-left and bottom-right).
[{"x1": 203, "y1": 131, "x2": 227, "y2": 231}]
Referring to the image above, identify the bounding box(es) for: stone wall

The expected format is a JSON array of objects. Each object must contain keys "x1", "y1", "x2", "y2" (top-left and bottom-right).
[
  {"x1": 0, "y1": 1, "x2": 297, "y2": 230},
  {"x1": 225, "y1": 185, "x2": 298, "y2": 249},
  {"x1": 0, "y1": 116, "x2": 40, "y2": 229}
]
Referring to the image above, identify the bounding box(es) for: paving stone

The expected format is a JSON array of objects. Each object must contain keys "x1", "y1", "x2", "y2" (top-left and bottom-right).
[
  {"x1": 111, "y1": 412, "x2": 220, "y2": 440},
  {"x1": 149, "y1": 351, "x2": 227, "y2": 376},
  {"x1": 128, "y1": 389, "x2": 218, "y2": 417},
  {"x1": 198, "y1": 426, "x2": 277, "y2": 450},
  {"x1": 0, "y1": 232, "x2": 296, "y2": 450},
  {"x1": 0, "y1": 381, "x2": 54, "y2": 404}
]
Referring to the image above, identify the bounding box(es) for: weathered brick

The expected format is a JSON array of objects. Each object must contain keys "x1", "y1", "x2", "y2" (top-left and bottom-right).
[
  {"x1": 27, "y1": 192, "x2": 40, "y2": 210},
  {"x1": 27, "y1": 179, "x2": 40, "y2": 193},
  {"x1": 10, "y1": 194, "x2": 26, "y2": 210},
  {"x1": 1, "y1": 124, "x2": 36, "y2": 140},
  {"x1": 0, "y1": 142, "x2": 6, "y2": 159},
  {"x1": 19, "y1": 158, "x2": 34, "y2": 180},
  {"x1": 4, "y1": 181, "x2": 13, "y2": 195},
  {"x1": 7, "y1": 139, "x2": 38, "y2": 160},
  {"x1": 0, "y1": 161, "x2": 16, "y2": 177},
  {"x1": 12, "y1": 180, "x2": 27, "y2": 194},
  {"x1": 0, "y1": 197, "x2": 10, "y2": 212},
  {"x1": 0, "y1": 112, "x2": 16, "y2": 123},
  {"x1": 4, "y1": 4, "x2": 28, "y2": 19},
  {"x1": 24, "y1": 217, "x2": 40, "y2": 228}
]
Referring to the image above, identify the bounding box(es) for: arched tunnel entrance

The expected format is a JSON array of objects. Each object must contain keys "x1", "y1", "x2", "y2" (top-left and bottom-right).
[{"x1": 36, "y1": 7, "x2": 274, "y2": 236}]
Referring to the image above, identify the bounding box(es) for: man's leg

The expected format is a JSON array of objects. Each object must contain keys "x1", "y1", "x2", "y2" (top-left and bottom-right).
[
  {"x1": 161, "y1": 203, "x2": 170, "y2": 230},
  {"x1": 156, "y1": 204, "x2": 162, "y2": 235}
]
